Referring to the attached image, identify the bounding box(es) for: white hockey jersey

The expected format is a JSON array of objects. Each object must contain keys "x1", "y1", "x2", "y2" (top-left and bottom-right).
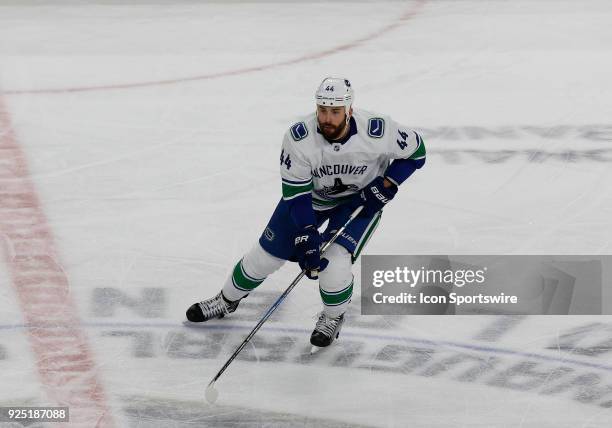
[{"x1": 280, "y1": 108, "x2": 425, "y2": 211}]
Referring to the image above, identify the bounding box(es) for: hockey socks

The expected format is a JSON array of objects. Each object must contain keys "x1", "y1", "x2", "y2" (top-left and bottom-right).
[{"x1": 222, "y1": 243, "x2": 285, "y2": 302}]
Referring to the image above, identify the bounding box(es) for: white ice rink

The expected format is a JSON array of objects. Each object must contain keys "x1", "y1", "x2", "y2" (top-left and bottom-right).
[{"x1": 1, "y1": 0, "x2": 612, "y2": 426}]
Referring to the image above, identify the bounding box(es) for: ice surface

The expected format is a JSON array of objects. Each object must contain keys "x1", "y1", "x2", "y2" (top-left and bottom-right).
[{"x1": 0, "y1": 1, "x2": 611, "y2": 427}]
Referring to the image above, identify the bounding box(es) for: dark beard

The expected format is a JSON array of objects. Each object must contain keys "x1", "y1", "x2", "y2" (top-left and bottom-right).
[{"x1": 319, "y1": 116, "x2": 348, "y2": 141}]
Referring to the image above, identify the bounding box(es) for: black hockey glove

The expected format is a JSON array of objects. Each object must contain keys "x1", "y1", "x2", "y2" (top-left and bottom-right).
[
  {"x1": 294, "y1": 225, "x2": 329, "y2": 280},
  {"x1": 351, "y1": 176, "x2": 398, "y2": 217}
]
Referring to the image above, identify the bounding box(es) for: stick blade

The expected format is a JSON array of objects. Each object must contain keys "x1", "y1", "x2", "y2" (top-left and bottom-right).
[{"x1": 205, "y1": 384, "x2": 219, "y2": 404}]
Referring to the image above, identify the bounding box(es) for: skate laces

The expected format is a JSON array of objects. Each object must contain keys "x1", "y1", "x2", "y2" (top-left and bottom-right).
[
  {"x1": 198, "y1": 293, "x2": 229, "y2": 319},
  {"x1": 315, "y1": 312, "x2": 341, "y2": 338}
]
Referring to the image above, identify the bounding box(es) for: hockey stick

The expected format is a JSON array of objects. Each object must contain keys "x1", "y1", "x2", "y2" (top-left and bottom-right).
[{"x1": 205, "y1": 205, "x2": 363, "y2": 404}]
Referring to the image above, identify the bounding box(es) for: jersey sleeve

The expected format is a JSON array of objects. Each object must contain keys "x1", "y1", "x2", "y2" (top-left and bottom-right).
[
  {"x1": 279, "y1": 131, "x2": 313, "y2": 201},
  {"x1": 386, "y1": 119, "x2": 426, "y2": 161}
]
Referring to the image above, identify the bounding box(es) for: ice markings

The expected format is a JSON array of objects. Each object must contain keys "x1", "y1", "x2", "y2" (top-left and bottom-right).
[
  {"x1": 122, "y1": 396, "x2": 375, "y2": 428},
  {"x1": 92, "y1": 288, "x2": 166, "y2": 318},
  {"x1": 547, "y1": 323, "x2": 612, "y2": 357}
]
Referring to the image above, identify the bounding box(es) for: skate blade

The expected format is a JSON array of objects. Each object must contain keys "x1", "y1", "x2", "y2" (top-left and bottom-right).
[
  {"x1": 183, "y1": 319, "x2": 207, "y2": 327},
  {"x1": 182, "y1": 317, "x2": 225, "y2": 327},
  {"x1": 310, "y1": 345, "x2": 322, "y2": 354},
  {"x1": 310, "y1": 333, "x2": 342, "y2": 354}
]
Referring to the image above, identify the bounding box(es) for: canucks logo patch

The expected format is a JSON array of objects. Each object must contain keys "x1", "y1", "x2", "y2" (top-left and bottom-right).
[
  {"x1": 319, "y1": 178, "x2": 359, "y2": 197},
  {"x1": 290, "y1": 122, "x2": 308, "y2": 142},
  {"x1": 368, "y1": 118, "x2": 385, "y2": 138}
]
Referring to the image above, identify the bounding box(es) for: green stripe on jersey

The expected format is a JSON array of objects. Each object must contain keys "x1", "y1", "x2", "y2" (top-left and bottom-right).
[
  {"x1": 282, "y1": 181, "x2": 313, "y2": 200},
  {"x1": 409, "y1": 138, "x2": 426, "y2": 160},
  {"x1": 320, "y1": 281, "x2": 353, "y2": 306},
  {"x1": 232, "y1": 259, "x2": 265, "y2": 291},
  {"x1": 282, "y1": 177, "x2": 312, "y2": 186}
]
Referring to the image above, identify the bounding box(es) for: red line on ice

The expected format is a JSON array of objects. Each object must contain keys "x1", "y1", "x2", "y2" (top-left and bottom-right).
[
  {"x1": 0, "y1": 96, "x2": 115, "y2": 427},
  {"x1": 2, "y1": 0, "x2": 427, "y2": 95}
]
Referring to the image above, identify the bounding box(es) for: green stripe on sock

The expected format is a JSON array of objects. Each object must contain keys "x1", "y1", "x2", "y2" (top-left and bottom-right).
[
  {"x1": 232, "y1": 260, "x2": 264, "y2": 291},
  {"x1": 320, "y1": 281, "x2": 353, "y2": 306}
]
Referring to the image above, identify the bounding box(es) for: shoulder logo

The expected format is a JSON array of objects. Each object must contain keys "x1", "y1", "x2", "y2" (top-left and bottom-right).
[
  {"x1": 264, "y1": 227, "x2": 275, "y2": 241},
  {"x1": 368, "y1": 118, "x2": 385, "y2": 138},
  {"x1": 290, "y1": 122, "x2": 308, "y2": 142}
]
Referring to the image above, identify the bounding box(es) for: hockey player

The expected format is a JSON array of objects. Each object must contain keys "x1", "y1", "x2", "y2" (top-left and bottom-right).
[{"x1": 186, "y1": 77, "x2": 426, "y2": 348}]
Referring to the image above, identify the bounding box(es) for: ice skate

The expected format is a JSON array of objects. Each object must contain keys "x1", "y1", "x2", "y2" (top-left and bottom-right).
[
  {"x1": 310, "y1": 312, "x2": 345, "y2": 353},
  {"x1": 185, "y1": 292, "x2": 243, "y2": 322}
]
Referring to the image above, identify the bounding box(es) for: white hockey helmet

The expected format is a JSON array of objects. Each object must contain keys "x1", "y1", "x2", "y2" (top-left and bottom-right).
[{"x1": 315, "y1": 77, "x2": 354, "y2": 115}]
